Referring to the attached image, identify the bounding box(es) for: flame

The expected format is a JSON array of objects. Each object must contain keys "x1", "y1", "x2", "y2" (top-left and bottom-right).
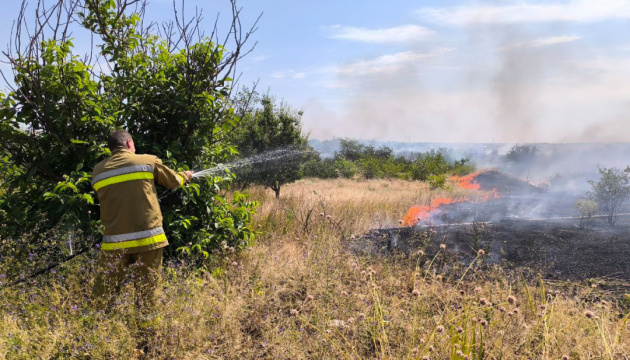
[
  {"x1": 401, "y1": 197, "x2": 466, "y2": 226},
  {"x1": 482, "y1": 188, "x2": 501, "y2": 201},
  {"x1": 401, "y1": 172, "x2": 501, "y2": 227},
  {"x1": 452, "y1": 172, "x2": 481, "y2": 190}
]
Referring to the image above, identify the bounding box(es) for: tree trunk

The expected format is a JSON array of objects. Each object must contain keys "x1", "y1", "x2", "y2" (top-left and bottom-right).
[{"x1": 271, "y1": 182, "x2": 281, "y2": 198}]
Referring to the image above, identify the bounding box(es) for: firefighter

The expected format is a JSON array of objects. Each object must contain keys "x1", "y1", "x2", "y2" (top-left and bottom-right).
[{"x1": 91, "y1": 130, "x2": 192, "y2": 316}]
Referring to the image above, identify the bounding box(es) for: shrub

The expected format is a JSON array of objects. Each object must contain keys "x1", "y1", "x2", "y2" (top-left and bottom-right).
[{"x1": 335, "y1": 158, "x2": 359, "y2": 179}]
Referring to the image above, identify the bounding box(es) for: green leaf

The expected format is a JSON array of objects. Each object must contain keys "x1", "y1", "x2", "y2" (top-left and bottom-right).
[{"x1": 82, "y1": 193, "x2": 94, "y2": 205}]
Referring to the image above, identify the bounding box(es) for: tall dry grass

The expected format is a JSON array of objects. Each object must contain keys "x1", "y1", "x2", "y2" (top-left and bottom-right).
[{"x1": 1, "y1": 177, "x2": 629, "y2": 359}]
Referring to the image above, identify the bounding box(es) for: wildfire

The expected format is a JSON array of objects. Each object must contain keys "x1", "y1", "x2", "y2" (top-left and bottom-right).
[
  {"x1": 401, "y1": 172, "x2": 500, "y2": 227},
  {"x1": 401, "y1": 197, "x2": 466, "y2": 226},
  {"x1": 452, "y1": 172, "x2": 481, "y2": 190}
]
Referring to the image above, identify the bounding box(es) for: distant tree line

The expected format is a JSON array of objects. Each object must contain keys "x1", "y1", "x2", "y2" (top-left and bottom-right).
[{"x1": 301, "y1": 138, "x2": 475, "y2": 188}]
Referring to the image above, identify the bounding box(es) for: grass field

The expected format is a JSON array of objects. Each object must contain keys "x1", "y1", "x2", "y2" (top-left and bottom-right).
[{"x1": 1, "y1": 178, "x2": 629, "y2": 359}]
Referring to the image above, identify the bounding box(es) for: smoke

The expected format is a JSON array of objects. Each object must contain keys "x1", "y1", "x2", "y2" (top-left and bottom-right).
[{"x1": 302, "y1": 15, "x2": 630, "y2": 144}]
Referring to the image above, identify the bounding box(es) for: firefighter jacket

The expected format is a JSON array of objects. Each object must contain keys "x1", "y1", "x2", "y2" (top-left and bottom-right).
[{"x1": 92, "y1": 148, "x2": 188, "y2": 254}]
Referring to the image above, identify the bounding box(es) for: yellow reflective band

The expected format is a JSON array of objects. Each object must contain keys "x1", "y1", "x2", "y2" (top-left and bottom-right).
[
  {"x1": 102, "y1": 233, "x2": 167, "y2": 250},
  {"x1": 176, "y1": 174, "x2": 185, "y2": 186},
  {"x1": 93, "y1": 172, "x2": 154, "y2": 191}
]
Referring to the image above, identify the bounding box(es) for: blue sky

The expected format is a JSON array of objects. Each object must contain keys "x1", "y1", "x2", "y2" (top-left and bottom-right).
[{"x1": 2, "y1": 0, "x2": 630, "y2": 143}]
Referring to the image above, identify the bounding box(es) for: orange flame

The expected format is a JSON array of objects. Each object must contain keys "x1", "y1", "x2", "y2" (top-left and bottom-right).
[
  {"x1": 401, "y1": 172, "x2": 501, "y2": 227},
  {"x1": 401, "y1": 197, "x2": 467, "y2": 226},
  {"x1": 452, "y1": 172, "x2": 481, "y2": 190}
]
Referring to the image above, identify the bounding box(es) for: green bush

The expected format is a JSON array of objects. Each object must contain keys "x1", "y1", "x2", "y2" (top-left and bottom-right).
[
  {"x1": 302, "y1": 158, "x2": 339, "y2": 179},
  {"x1": 0, "y1": 0, "x2": 258, "y2": 266},
  {"x1": 428, "y1": 174, "x2": 447, "y2": 189},
  {"x1": 335, "y1": 158, "x2": 359, "y2": 179},
  {"x1": 358, "y1": 157, "x2": 384, "y2": 179}
]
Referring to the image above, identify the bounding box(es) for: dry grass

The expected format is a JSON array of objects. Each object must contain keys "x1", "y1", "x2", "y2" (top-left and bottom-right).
[{"x1": 1, "y1": 178, "x2": 629, "y2": 359}]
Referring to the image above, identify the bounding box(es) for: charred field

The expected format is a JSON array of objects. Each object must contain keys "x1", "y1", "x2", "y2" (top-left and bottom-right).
[{"x1": 352, "y1": 170, "x2": 630, "y2": 287}]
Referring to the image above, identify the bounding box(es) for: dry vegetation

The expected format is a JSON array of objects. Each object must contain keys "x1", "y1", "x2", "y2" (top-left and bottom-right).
[{"x1": 1, "y1": 178, "x2": 630, "y2": 359}]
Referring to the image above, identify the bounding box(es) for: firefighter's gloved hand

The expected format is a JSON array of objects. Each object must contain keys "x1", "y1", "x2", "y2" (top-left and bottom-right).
[{"x1": 183, "y1": 171, "x2": 193, "y2": 182}]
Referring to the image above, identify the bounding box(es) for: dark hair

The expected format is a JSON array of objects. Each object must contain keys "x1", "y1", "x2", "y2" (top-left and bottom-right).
[{"x1": 107, "y1": 130, "x2": 132, "y2": 151}]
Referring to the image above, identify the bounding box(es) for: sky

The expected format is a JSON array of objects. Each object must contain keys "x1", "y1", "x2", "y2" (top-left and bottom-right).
[{"x1": 2, "y1": 0, "x2": 630, "y2": 143}]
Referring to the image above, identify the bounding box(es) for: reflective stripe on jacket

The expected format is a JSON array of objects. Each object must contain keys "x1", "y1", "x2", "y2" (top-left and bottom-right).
[{"x1": 92, "y1": 148, "x2": 187, "y2": 254}]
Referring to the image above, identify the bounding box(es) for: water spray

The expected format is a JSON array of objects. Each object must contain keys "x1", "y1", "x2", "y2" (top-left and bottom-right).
[{"x1": 191, "y1": 148, "x2": 312, "y2": 179}]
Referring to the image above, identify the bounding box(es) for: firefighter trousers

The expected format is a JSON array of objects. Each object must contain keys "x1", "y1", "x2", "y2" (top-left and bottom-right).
[{"x1": 92, "y1": 248, "x2": 163, "y2": 316}]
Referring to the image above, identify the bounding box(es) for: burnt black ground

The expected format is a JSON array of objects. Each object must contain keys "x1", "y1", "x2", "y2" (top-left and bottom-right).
[
  {"x1": 350, "y1": 171, "x2": 630, "y2": 290},
  {"x1": 351, "y1": 218, "x2": 630, "y2": 282}
]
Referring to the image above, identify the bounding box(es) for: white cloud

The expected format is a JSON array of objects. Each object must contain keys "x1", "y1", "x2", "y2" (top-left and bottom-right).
[
  {"x1": 417, "y1": 0, "x2": 630, "y2": 25},
  {"x1": 335, "y1": 48, "x2": 454, "y2": 76},
  {"x1": 501, "y1": 35, "x2": 582, "y2": 50},
  {"x1": 322, "y1": 24, "x2": 435, "y2": 43},
  {"x1": 270, "y1": 70, "x2": 308, "y2": 80},
  {"x1": 251, "y1": 55, "x2": 270, "y2": 63}
]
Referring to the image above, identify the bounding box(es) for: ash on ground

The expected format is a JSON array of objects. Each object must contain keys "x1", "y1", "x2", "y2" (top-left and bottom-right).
[{"x1": 349, "y1": 171, "x2": 630, "y2": 286}]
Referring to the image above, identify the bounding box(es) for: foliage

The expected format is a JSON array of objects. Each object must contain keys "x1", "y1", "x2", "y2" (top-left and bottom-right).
[
  {"x1": 587, "y1": 166, "x2": 630, "y2": 226},
  {"x1": 428, "y1": 174, "x2": 447, "y2": 189},
  {"x1": 337, "y1": 138, "x2": 365, "y2": 162},
  {"x1": 302, "y1": 139, "x2": 474, "y2": 182},
  {"x1": 335, "y1": 158, "x2": 359, "y2": 179},
  {"x1": 301, "y1": 157, "x2": 339, "y2": 179},
  {"x1": 410, "y1": 150, "x2": 450, "y2": 181},
  {"x1": 0, "y1": 0, "x2": 258, "y2": 265},
  {"x1": 575, "y1": 198, "x2": 598, "y2": 229},
  {"x1": 505, "y1": 144, "x2": 538, "y2": 164},
  {"x1": 358, "y1": 157, "x2": 384, "y2": 179},
  {"x1": 230, "y1": 93, "x2": 311, "y2": 198}
]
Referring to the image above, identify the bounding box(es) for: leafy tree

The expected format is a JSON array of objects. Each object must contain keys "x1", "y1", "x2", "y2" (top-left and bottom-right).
[
  {"x1": 335, "y1": 158, "x2": 359, "y2": 179},
  {"x1": 410, "y1": 150, "x2": 450, "y2": 181},
  {"x1": 231, "y1": 93, "x2": 310, "y2": 198},
  {"x1": 0, "y1": 0, "x2": 260, "y2": 269},
  {"x1": 575, "y1": 198, "x2": 598, "y2": 229},
  {"x1": 358, "y1": 157, "x2": 384, "y2": 179},
  {"x1": 302, "y1": 157, "x2": 339, "y2": 179},
  {"x1": 587, "y1": 166, "x2": 630, "y2": 226},
  {"x1": 337, "y1": 138, "x2": 365, "y2": 162},
  {"x1": 505, "y1": 144, "x2": 538, "y2": 164}
]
